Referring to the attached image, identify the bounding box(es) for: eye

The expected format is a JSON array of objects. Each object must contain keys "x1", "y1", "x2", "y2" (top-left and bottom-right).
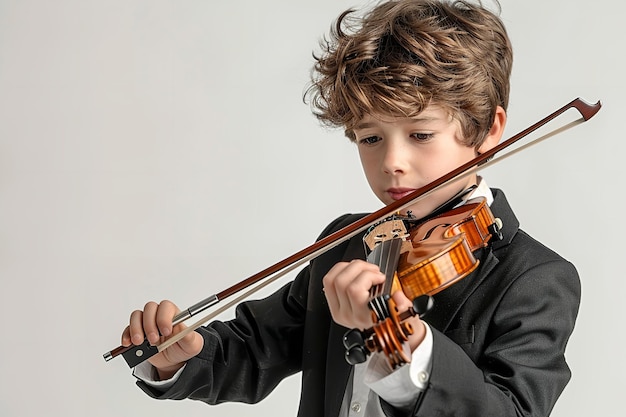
[
  {"x1": 358, "y1": 135, "x2": 382, "y2": 145},
  {"x1": 410, "y1": 132, "x2": 434, "y2": 142}
]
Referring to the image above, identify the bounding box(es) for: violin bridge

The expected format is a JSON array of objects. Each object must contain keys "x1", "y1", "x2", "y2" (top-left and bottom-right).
[{"x1": 363, "y1": 218, "x2": 410, "y2": 251}]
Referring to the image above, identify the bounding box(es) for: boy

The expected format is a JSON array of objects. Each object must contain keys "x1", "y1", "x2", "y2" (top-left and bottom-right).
[{"x1": 121, "y1": 1, "x2": 580, "y2": 416}]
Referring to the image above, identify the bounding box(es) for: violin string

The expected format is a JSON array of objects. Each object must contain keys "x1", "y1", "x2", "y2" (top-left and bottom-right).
[{"x1": 368, "y1": 242, "x2": 385, "y2": 319}]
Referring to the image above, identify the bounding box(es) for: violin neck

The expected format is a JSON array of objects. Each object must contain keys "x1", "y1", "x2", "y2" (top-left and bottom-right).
[{"x1": 367, "y1": 238, "x2": 403, "y2": 321}]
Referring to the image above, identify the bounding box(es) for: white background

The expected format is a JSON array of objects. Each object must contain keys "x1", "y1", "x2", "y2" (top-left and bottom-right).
[{"x1": 0, "y1": 0, "x2": 623, "y2": 416}]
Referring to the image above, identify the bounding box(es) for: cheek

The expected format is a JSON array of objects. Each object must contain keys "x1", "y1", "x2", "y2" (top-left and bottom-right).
[
  {"x1": 420, "y1": 156, "x2": 457, "y2": 181},
  {"x1": 358, "y1": 152, "x2": 377, "y2": 176},
  {"x1": 433, "y1": 148, "x2": 476, "y2": 175}
]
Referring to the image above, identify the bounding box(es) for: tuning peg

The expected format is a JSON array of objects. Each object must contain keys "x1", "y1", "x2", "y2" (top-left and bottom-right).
[
  {"x1": 343, "y1": 328, "x2": 370, "y2": 365},
  {"x1": 345, "y1": 344, "x2": 368, "y2": 365},
  {"x1": 343, "y1": 328, "x2": 365, "y2": 349},
  {"x1": 412, "y1": 295, "x2": 434, "y2": 316}
]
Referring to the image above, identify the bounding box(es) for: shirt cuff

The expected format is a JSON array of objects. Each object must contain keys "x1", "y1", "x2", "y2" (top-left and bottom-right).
[
  {"x1": 364, "y1": 323, "x2": 433, "y2": 407},
  {"x1": 132, "y1": 361, "x2": 186, "y2": 391},
  {"x1": 409, "y1": 322, "x2": 433, "y2": 389}
]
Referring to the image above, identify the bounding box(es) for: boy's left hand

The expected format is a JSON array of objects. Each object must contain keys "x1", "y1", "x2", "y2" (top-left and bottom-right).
[
  {"x1": 323, "y1": 259, "x2": 426, "y2": 351},
  {"x1": 323, "y1": 259, "x2": 386, "y2": 330}
]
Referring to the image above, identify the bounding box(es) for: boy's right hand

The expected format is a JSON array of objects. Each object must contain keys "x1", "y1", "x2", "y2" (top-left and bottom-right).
[{"x1": 121, "y1": 300, "x2": 204, "y2": 380}]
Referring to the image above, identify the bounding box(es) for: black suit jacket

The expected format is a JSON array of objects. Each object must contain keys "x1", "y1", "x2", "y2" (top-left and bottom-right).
[{"x1": 138, "y1": 189, "x2": 581, "y2": 417}]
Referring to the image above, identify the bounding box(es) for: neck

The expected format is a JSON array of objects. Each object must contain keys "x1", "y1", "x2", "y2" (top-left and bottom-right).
[{"x1": 408, "y1": 184, "x2": 478, "y2": 224}]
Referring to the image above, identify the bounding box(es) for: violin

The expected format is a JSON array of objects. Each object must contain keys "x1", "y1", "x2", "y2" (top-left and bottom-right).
[
  {"x1": 103, "y1": 97, "x2": 601, "y2": 369},
  {"x1": 343, "y1": 196, "x2": 502, "y2": 367}
]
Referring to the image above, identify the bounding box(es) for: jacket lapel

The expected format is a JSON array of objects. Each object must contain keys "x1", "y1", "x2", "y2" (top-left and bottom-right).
[{"x1": 323, "y1": 222, "x2": 368, "y2": 417}]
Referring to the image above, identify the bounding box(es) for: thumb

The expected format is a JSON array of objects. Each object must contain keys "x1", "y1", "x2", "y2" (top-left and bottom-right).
[{"x1": 391, "y1": 290, "x2": 413, "y2": 312}]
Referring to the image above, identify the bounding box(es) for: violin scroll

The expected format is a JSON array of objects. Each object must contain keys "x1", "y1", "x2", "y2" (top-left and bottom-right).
[{"x1": 343, "y1": 295, "x2": 434, "y2": 366}]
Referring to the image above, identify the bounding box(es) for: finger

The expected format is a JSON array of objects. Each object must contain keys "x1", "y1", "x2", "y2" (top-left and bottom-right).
[
  {"x1": 155, "y1": 300, "x2": 180, "y2": 338},
  {"x1": 121, "y1": 325, "x2": 132, "y2": 347},
  {"x1": 323, "y1": 262, "x2": 366, "y2": 315},
  {"x1": 324, "y1": 260, "x2": 385, "y2": 328},
  {"x1": 391, "y1": 289, "x2": 413, "y2": 312},
  {"x1": 345, "y1": 267, "x2": 384, "y2": 302},
  {"x1": 341, "y1": 260, "x2": 386, "y2": 289},
  {"x1": 323, "y1": 283, "x2": 341, "y2": 321},
  {"x1": 142, "y1": 301, "x2": 161, "y2": 344},
  {"x1": 326, "y1": 260, "x2": 382, "y2": 294},
  {"x1": 334, "y1": 261, "x2": 384, "y2": 310},
  {"x1": 129, "y1": 309, "x2": 146, "y2": 346},
  {"x1": 322, "y1": 262, "x2": 350, "y2": 311},
  {"x1": 343, "y1": 271, "x2": 386, "y2": 328}
]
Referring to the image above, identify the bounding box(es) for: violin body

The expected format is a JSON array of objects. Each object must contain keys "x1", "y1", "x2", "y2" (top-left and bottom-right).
[{"x1": 397, "y1": 197, "x2": 502, "y2": 300}]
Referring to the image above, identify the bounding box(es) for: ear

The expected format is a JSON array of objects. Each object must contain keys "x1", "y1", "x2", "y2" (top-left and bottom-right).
[{"x1": 477, "y1": 106, "x2": 507, "y2": 154}]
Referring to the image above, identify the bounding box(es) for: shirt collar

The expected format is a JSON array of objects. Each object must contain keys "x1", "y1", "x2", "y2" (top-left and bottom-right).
[{"x1": 465, "y1": 176, "x2": 493, "y2": 206}]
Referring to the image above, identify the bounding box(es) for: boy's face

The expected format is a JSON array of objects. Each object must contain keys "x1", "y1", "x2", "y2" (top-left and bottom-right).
[{"x1": 354, "y1": 105, "x2": 497, "y2": 220}]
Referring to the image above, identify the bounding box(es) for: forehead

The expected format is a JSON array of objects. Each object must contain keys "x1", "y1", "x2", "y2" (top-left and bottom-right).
[{"x1": 354, "y1": 105, "x2": 455, "y2": 129}]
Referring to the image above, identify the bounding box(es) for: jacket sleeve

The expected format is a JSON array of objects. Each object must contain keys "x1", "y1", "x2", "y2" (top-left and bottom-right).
[
  {"x1": 414, "y1": 258, "x2": 581, "y2": 417},
  {"x1": 135, "y1": 268, "x2": 310, "y2": 404},
  {"x1": 135, "y1": 213, "x2": 358, "y2": 405}
]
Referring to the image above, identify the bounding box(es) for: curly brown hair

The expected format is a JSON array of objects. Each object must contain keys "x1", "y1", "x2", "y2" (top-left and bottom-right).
[{"x1": 305, "y1": 0, "x2": 513, "y2": 147}]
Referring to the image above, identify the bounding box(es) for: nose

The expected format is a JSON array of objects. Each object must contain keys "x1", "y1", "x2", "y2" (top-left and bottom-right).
[{"x1": 381, "y1": 139, "x2": 409, "y2": 175}]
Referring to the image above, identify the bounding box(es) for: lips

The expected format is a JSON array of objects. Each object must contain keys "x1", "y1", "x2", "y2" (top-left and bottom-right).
[{"x1": 387, "y1": 187, "x2": 417, "y2": 201}]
